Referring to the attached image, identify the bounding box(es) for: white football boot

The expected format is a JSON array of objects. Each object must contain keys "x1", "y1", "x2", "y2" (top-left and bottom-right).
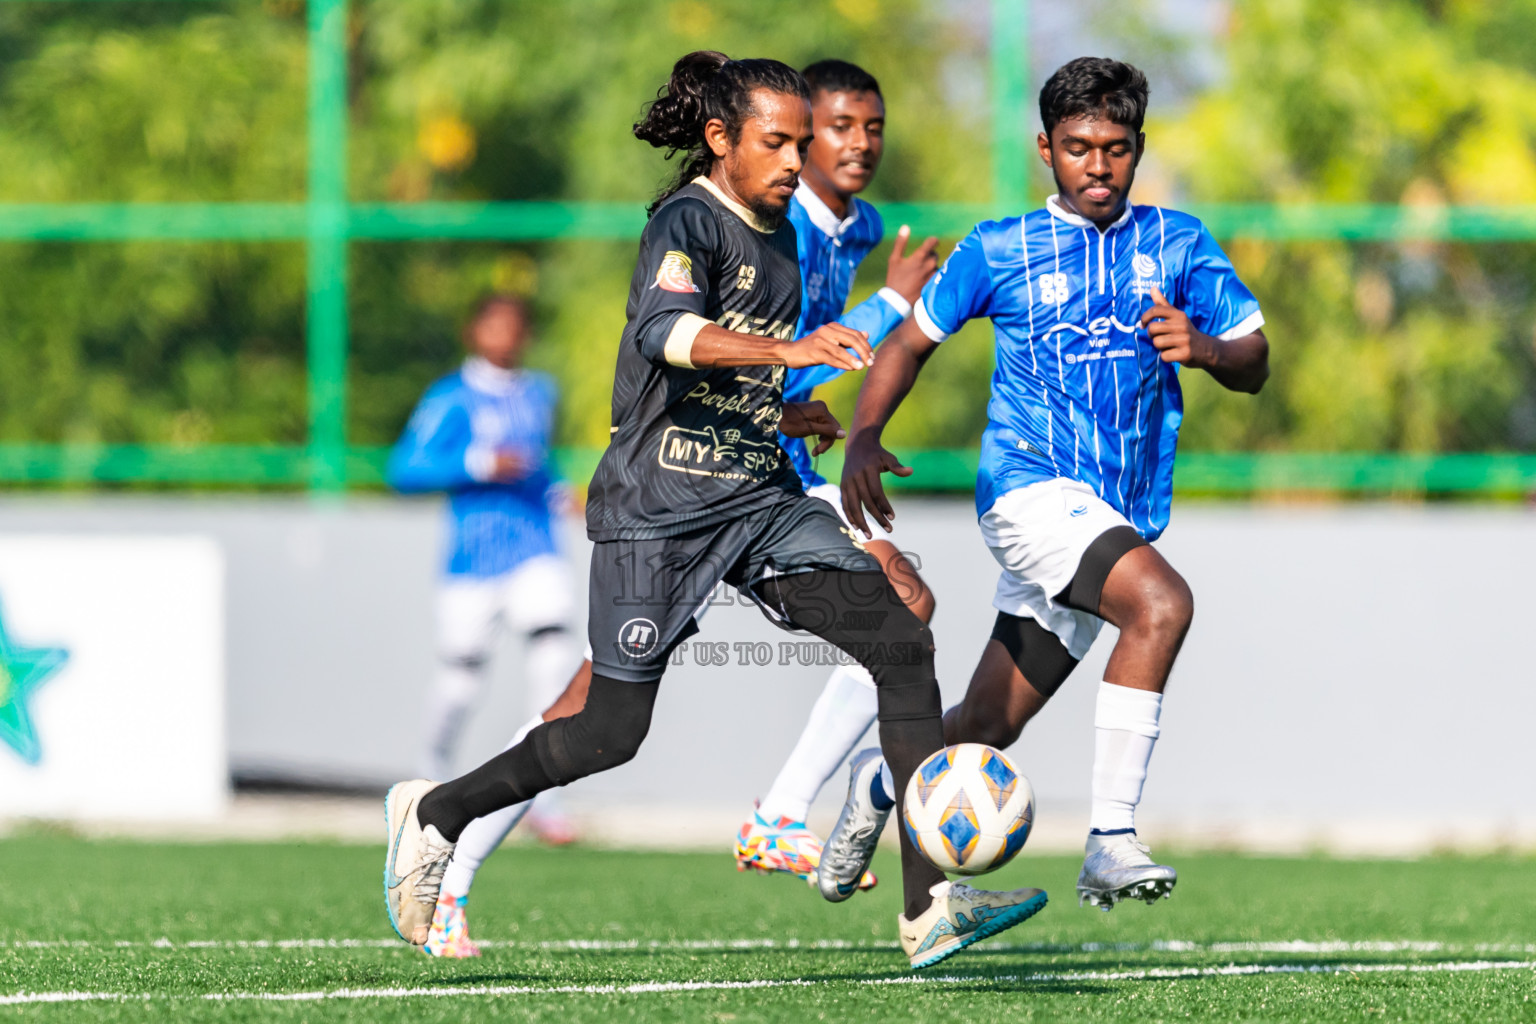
[
  {"x1": 817, "y1": 748, "x2": 891, "y2": 902},
  {"x1": 383, "y1": 779, "x2": 457, "y2": 946},
  {"x1": 1076, "y1": 830, "x2": 1177, "y2": 910},
  {"x1": 899, "y1": 879, "x2": 1048, "y2": 970}
]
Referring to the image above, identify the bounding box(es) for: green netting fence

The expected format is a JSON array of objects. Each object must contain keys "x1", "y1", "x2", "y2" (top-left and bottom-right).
[{"x1": 3, "y1": 0, "x2": 1534, "y2": 496}]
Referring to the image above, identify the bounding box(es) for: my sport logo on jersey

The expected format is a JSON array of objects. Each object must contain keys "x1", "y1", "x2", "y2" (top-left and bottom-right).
[
  {"x1": 658, "y1": 425, "x2": 783, "y2": 480},
  {"x1": 654, "y1": 250, "x2": 699, "y2": 293}
]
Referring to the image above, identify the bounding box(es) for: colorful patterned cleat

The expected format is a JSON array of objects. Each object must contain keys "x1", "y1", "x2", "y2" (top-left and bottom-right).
[
  {"x1": 899, "y1": 880, "x2": 1048, "y2": 970},
  {"x1": 734, "y1": 812, "x2": 876, "y2": 891},
  {"x1": 423, "y1": 891, "x2": 481, "y2": 958}
]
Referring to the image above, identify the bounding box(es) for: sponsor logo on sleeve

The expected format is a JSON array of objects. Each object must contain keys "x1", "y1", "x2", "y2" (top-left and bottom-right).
[{"x1": 654, "y1": 250, "x2": 700, "y2": 293}]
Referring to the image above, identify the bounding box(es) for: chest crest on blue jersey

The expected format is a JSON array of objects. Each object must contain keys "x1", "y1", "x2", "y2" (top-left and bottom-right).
[
  {"x1": 1131, "y1": 252, "x2": 1160, "y2": 297},
  {"x1": 806, "y1": 270, "x2": 824, "y2": 302}
]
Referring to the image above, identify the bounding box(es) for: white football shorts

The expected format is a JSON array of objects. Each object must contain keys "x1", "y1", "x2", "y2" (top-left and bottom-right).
[
  {"x1": 437, "y1": 553, "x2": 577, "y2": 664},
  {"x1": 978, "y1": 478, "x2": 1134, "y2": 660}
]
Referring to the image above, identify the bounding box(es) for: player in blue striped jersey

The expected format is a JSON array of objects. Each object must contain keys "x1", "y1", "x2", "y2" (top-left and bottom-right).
[
  {"x1": 388, "y1": 294, "x2": 583, "y2": 849},
  {"x1": 821, "y1": 58, "x2": 1271, "y2": 912}
]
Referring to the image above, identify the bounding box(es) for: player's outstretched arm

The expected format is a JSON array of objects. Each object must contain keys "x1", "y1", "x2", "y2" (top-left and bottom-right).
[
  {"x1": 1142, "y1": 286, "x2": 1269, "y2": 394},
  {"x1": 840, "y1": 317, "x2": 939, "y2": 537},
  {"x1": 687, "y1": 321, "x2": 873, "y2": 370}
]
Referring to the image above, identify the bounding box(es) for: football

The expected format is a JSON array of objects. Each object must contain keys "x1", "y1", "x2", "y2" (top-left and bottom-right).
[{"x1": 902, "y1": 743, "x2": 1034, "y2": 876}]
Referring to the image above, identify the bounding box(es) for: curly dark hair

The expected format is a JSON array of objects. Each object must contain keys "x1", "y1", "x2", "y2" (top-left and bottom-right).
[
  {"x1": 634, "y1": 51, "x2": 810, "y2": 216},
  {"x1": 1039, "y1": 57, "x2": 1149, "y2": 136}
]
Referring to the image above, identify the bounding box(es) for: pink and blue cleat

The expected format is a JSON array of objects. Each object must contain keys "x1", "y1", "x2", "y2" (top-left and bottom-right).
[
  {"x1": 734, "y1": 811, "x2": 877, "y2": 892},
  {"x1": 423, "y1": 891, "x2": 481, "y2": 958}
]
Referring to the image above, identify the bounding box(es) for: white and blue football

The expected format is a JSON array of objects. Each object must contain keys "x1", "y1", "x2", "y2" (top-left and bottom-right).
[{"x1": 902, "y1": 743, "x2": 1034, "y2": 876}]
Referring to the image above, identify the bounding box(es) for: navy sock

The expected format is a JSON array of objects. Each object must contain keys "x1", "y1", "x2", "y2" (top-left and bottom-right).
[{"x1": 869, "y1": 766, "x2": 895, "y2": 811}]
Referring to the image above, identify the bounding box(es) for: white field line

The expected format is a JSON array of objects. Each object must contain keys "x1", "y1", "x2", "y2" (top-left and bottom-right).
[
  {"x1": 1, "y1": 959, "x2": 1533, "y2": 1005},
  {"x1": 10, "y1": 937, "x2": 1536, "y2": 955}
]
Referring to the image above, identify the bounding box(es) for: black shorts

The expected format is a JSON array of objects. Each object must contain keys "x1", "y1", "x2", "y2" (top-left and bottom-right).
[{"x1": 587, "y1": 496, "x2": 880, "y2": 682}]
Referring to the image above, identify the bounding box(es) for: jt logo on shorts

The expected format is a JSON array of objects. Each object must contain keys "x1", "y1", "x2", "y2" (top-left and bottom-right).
[{"x1": 617, "y1": 617, "x2": 660, "y2": 659}]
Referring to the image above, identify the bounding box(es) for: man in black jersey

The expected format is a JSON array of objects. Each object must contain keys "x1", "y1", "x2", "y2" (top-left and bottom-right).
[{"x1": 382, "y1": 51, "x2": 1047, "y2": 972}]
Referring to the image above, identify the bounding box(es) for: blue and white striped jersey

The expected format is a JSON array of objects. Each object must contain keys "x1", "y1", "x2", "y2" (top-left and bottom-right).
[
  {"x1": 781, "y1": 185, "x2": 910, "y2": 487},
  {"x1": 915, "y1": 196, "x2": 1263, "y2": 540},
  {"x1": 388, "y1": 358, "x2": 561, "y2": 577}
]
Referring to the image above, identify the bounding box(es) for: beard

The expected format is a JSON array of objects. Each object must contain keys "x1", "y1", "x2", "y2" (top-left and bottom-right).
[{"x1": 745, "y1": 190, "x2": 791, "y2": 231}]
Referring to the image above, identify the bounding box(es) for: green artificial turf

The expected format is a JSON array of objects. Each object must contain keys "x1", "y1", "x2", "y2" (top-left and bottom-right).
[{"x1": 2, "y1": 833, "x2": 1534, "y2": 1021}]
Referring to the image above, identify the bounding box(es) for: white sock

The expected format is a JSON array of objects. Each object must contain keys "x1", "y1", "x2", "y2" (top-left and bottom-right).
[
  {"x1": 419, "y1": 658, "x2": 485, "y2": 780},
  {"x1": 440, "y1": 713, "x2": 544, "y2": 898},
  {"x1": 756, "y1": 664, "x2": 879, "y2": 823},
  {"x1": 1089, "y1": 681, "x2": 1163, "y2": 834}
]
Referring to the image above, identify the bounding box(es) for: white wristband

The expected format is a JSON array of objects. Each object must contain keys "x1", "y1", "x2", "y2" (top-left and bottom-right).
[
  {"x1": 663, "y1": 313, "x2": 711, "y2": 368},
  {"x1": 876, "y1": 287, "x2": 912, "y2": 319}
]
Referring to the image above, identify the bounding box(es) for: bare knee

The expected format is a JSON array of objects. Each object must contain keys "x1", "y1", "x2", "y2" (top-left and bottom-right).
[{"x1": 1130, "y1": 573, "x2": 1194, "y2": 641}]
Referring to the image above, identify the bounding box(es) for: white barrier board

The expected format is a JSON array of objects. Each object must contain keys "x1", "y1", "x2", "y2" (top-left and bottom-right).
[{"x1": 0, "y1": 536, "x2": 226, "y2": 820}]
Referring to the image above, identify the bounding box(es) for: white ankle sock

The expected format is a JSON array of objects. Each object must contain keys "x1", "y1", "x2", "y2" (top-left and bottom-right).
[
  {"x1": 1089, "y1": 681, "x2": 1163, "y2": 834},
  {"x1": 440, "y1": 712, "x2": 544, "y2": 897},
  {"x1": 755, "y1": 664, "x2": 879, "y2": 823}
]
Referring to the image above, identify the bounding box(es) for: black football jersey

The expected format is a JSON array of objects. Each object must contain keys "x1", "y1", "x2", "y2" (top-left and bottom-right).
[{"x1": 586, "y1": 178, "x2": 806, "y2": 540}]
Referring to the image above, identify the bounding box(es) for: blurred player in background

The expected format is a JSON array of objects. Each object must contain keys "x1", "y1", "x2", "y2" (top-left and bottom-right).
[
  {"x1": 411, "y1": 58, "x2": 941, "y2": 959},
  {"x1": 387, "y1": 293, "x2": 584, "y2": 847},
  {"x1": 385, "y1": 51, "x2": 1045, "y2": 972},
  {"x1": 822, "y1": 57, "x2": 1270, "y2": 911}
]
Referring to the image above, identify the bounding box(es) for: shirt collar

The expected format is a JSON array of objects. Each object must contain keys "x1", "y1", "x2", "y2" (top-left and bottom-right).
[
  {"x1": 462, "y1": 356, "x2": 521, "y2": 396},
  {"x1": 793, "y1": 183, "x2": 861, "y2": 240},
  {"x1": 1046, "y1": 193, "x2": 1134, "y2": 233},
  {"x1": 694, "y1": 176, "x2": 775, "y2": 233}
]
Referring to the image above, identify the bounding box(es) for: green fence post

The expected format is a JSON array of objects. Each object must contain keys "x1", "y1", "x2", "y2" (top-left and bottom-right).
[
  {"x1": 990, "y1": 0, "x2": 1030, "y2": 210},
  {"x1": 306, "y1": 0, "x2": 349, "y2": 492}
]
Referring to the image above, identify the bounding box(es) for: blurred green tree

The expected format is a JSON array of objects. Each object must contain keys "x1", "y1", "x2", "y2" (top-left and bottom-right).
[
  {"x1": 1155, "y1": 0, "x2": 1536, "y2": 455},
  {"x1": 0, "y1": 0, "x2": 1533, "y2": 476}
]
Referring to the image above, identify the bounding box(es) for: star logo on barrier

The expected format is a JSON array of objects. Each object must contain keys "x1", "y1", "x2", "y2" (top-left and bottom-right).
[{"x1": 0, "y1": 600, "x2": 69, "y2": 766}]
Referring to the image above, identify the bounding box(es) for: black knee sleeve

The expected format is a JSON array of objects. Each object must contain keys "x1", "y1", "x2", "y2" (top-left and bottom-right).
[
  {"x1": 989, "y1": 612, "x2": 1079, "y2": 698},
  {"x1": 537, "y1": 675, "x2": 657, "y2": 785},
  {"x1": 1056, "y1": 525, "x2": 1147, "y2": 614},
  {"x1": 867, "y1": 610, "x2": 941, "y2": 723}
]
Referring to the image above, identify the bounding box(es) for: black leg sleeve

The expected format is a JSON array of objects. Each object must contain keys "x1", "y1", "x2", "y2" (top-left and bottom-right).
[
  {"x1": 418, "y1": 675, "x2": 659, "y2": 842},
  {"x1": 756, "y1": 570, "x2": 949, "y2": 919}
]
